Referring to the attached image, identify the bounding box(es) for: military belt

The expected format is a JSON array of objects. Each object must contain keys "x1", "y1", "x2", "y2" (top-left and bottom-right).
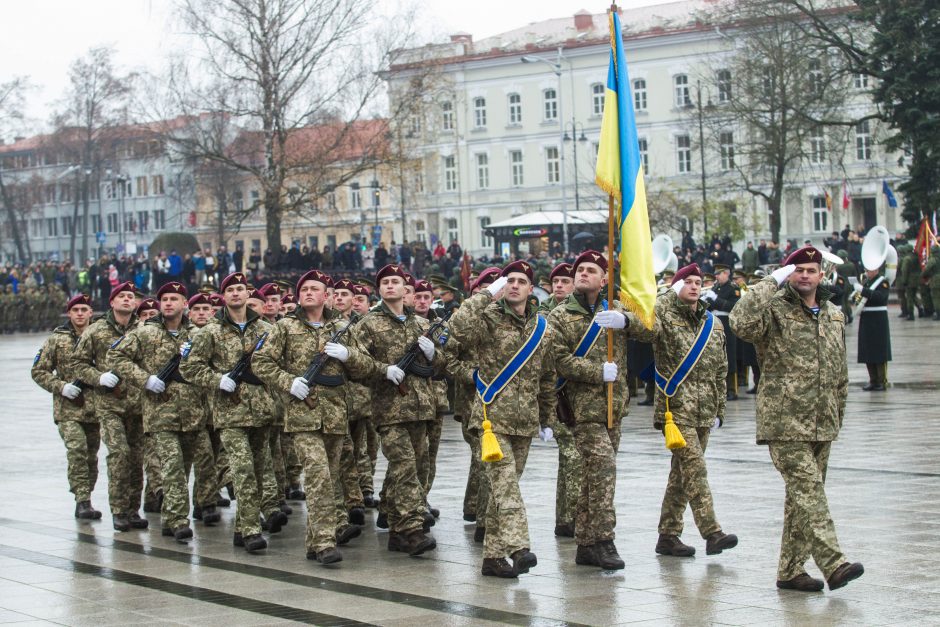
[{"x1": 860, "y1": 306, "x2": 887, "y2": 312}]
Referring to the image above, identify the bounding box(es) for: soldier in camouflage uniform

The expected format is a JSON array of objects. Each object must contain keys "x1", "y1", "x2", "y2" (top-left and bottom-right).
[
  {"x1": 449, "y1": 261, "x2": 555, "y2": 578},
  {"x1": 633, "y1": 265, "x2": 738, "y2": 559},
  {"x1": 349, "y1": 284, "x2": 377, "y2": 508},
  {"x1": 731, "y1": 246, "x2": 864, "y2": 592},
  {"x1": 900, "y1": 246, "x2": 922, "y2": 320},
  {"x1": 922, "y1": 245, "x2": 940, "y2": 321},
  {"x1": 0, "y1": 285, "x2": 11, "y2": 333},
  {"x1": 70, "y1": 282, "x2": 149, "y2": 532},
  {"x1": 349, "y1": 264, "x2": 439, "y2": 556},
  {"x1": 110, "y1": 282, "x2": 220, "y2": 542},
  {"x1": 31, "y1": 294, "x2": 102, "y2": 519},
  {"x1": 133, "y1": 298, "x2": 164, "y2": 514},
  {"x1": 180, "y1": 272, "x2": 284, "y2": 553},
  {"x1": 254, "y1": 270, "x2": 373, "y2": 563}
]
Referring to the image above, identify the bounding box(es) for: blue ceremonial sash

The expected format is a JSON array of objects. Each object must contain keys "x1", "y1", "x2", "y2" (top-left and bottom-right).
[
  {"x1": 653, "y1": 311, "x2": 714, "y2": 397},
  {"x1": 474, "y1": 314, "x2": 548, "y2": 404},
  {"x1": 555, "y1": 300, "x2": 608, "y2": 390}
]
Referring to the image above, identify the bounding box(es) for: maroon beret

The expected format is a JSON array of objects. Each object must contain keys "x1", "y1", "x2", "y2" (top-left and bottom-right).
[
  {"x1": 208, "y1": 293, "x2": 225, "y2": 307},
  {"x1": 572, "y1": 249, "x2": 607, "y2": 274},
  {"x1": 257, "y1": 282, "x2": 281, "y2": 298},
  {"x1": 501, "y1": 260, "x2": 534, "y2": 282},
  {"x1": 187, "y1": 293, "x2": 211, "y2": 308},
  {"x1": 296, "y1": 269, "x2": 332, "y2": 293},
  {"x1": 671, "y1": 263, "x2": 702, "y2": 286},
  {"x1": 375, "y1": 264, "x2": 407, "y2": 284},
  {"x1": 219, "y1": 272, "x2": 249, "y2": 292},
  {"x1": 135, "y1": 298, "x2": 158, "y2": 315},
  {"x1": 281, "y1": 293, "x2": 295, "y2": 305},
  {"x1": 352, "y1": 284, "x2": 369, "y2": 297},
  {"x1": 784, "y1": 245, "x2": 823, "y2": 266},
  {"x1": 414, "y1": 280, "x2": 434, "y2": 294},
  {"x1": 403, "y1": 273, "x2": 416, "y2": 289},
  {"x1": 549, "y1": 263, "x2": 574, "y2": 281},
  {"x1": 156, "y1": 281, "x2": 188, "y2": 299},
  {"x1": 109, "y1": 281, "x2": 135, "y2": 302},
  {"x1": 470, "y1": 267, "x2": 502, "y2": 292},
  {"x1": 333, "y1": 278, "x2": 355, "y2": 293},
  {"x1": 66, "y1": 294, "x2": 92, "y2": 312}
]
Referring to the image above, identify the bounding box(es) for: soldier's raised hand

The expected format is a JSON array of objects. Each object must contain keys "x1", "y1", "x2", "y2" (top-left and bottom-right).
[
  {"x1": 485, "y1": 276, "x2": 508, "y2": 299},
  {"x1": 771, "y1": 264, "x2": 797, "y2": 285}
]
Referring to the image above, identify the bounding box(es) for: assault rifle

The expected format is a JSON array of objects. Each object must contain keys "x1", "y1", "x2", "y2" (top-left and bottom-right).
[
  {"x1": 67, "y1": 380, "x2": 93, "y2": 407},
  {"x1": 300, "y1": 320, "x2": 354, "y2": 409},
  {"x1": 225, "y1": 332, "x2": 269, "y2": 404},
  {"x1": 393, "y1": 309, "x2": 452, "y2": 395}
]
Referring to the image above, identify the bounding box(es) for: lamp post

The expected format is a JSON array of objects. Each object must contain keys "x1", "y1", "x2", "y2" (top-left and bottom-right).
[
  {"x1": 371, "y1": 178, "x2": 381, "y2": 246},
  {"x1": 695, "y1": 80, "x2": 709, "y2": 236},
  {"x1": 106, "y1": 170, "x2": 129, "y2": 252},
  {"x1": 564, "y1": 122, "x2": 588, "y2": 213}
]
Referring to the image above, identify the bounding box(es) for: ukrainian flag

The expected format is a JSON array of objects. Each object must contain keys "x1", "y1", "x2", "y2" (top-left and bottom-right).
[{"x1": 595, "y1": 8, "x2": 656, "y2": 329}]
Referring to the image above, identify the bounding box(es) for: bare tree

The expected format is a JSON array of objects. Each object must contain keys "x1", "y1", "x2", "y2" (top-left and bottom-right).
[{"x1": 0, "y1": 77, "x2": 32, "y2": 261}]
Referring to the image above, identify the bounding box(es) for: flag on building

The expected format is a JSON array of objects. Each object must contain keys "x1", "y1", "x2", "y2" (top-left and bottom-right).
[
  {"x1": 882, "y1": 180, "x2": 898, "y2": 208},
  {"x1": 824, "y1": 190, "x2": 832, "y2": 211},
  {"x1": 594, "y1": 7, "x2": 655, "y2": 329},
  {"x1": 841, "y1": 180, "x2": 852, "y2": 210}
]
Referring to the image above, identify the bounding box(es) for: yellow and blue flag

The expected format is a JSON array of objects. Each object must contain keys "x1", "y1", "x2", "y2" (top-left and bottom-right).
[{"x1": 595, "y1": 8, "x2": 656, "y2": 329}]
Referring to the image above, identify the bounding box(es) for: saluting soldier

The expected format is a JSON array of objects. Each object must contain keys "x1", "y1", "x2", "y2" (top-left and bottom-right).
[
  {"x1": 702, "y1": 264, "x2": 740, "y2": 401},
  {"x1": 852, "y1": 269, "x2": 892, "y2": 391},
  {"x1": 732, "y1": 247, "x2": 864, "y2": 592},
  {"x1": 449, "y1": 260, "x2": 555, "y2": 578},
  {"x1": 31, "y1": 294, "x2": 102, "y2": 520}
]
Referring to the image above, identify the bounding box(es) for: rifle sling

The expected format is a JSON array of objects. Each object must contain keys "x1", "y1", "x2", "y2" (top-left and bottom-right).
[
  {"x1": 311, "y1": 372, "x2": 345, "y2": 387},
  {"x1": 406, "y1": 362, "x2": 434, "y2": 379}
]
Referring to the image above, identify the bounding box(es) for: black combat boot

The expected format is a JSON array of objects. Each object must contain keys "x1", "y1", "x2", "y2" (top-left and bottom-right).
[
  {"x1": 473, "y1": 526, "x2": 485, "y2": 543},
  {"x1": 705, "y1": 531, "x2": 738, "y2": 555},
  {"x1": 827, "y1": 562, "x2": 864, "y2": 590},
  {"x1": 128, "y1": 512, "x2": 149, "y2": 529},
  {"x1": 463, "y1": 512, "x2": 476, "y2": 522},
  {"x1": 308, "y1": 547, "x2": 342, "y2": 564},
  {"x1": 75, "y1": 501, "x2": 101, "y2": 520},
  {"x1": 596, "y1": 540, "x2": 625, "y2": 569},
  {"x1": 554, "y1": 523, "x2": 574, "y2": 537},
  {"x1": 201, "y1": 505, "x2": 221, "y2": 525},
  {"x1": 142, "y1": 490, "x2": 163, "y2": 513},
  {"x1": 655, "y1": 534, "x2": 695, "y2": 557},
  {"x1": 288, "y1": 485, "x2": 305, "y2": 501},
  {"x1": 510, "y1": 548, "x2": 537, "y2": 574},
  {"x1": 481, "y1": 557, "x2": 517, "y2": 578},
  {"x1": 112, "y1": 513, "x2": 131, "y2": 532},
  {"x1": 777, "y1": 573, "x2": 824, "y2": 592},
  {"x1": 362, "y1": 492, "x2": 378, "y2": 508},
  {"x1": 243, "y1": 533, "x2": 267, "y2": 553},
  {"x1": 375, "y1": 512, "x2": 389, "y2": 529},
  {"x1": 401, "y1": 529, "x2": 436, "y2": 556},
  {"x1": 173, "y1": 525, "x2": 193, "y2": 543},
  {"x1": 348, "y1": 507, "x2": 365, "y2": 526},
  {"x1": 278, "y1": 500, "x2": 292, "y2": 515},
  {"x1": 336, "y1": 524, "x2": 362, "y2": 545},
  {"x1": 575, "y1": 544, "x2": 598, "y2": 566},
  {"x1": 263, "y1": 510, "x2": 288, "y2": 533}
]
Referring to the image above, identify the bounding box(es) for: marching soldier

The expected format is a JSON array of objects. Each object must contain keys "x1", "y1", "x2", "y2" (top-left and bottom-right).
[
  {"x1": 350, "y1": 284, "x2": 378, "y2": 506},
  {"x1": 923, "y1": 245, "x2": 940, "y2": 321},
  {"x1": 71, "y1": 281, "x2": 148, "y2": 532},
  {"x1": 900, "y1": 246, "x2": 922, "y2": 320},
  {"x1": 702, "y1": 264, "x2": 739, "y2": 401},
  {"x1": 852, "y1": 269, "x2": 892, "y2": 390},
  {"x1": 641, "y1": 265, "x2": 738, "y2": 558},
  {"x1": 449, "y1": 261, "x2": 555, "y2": 578},
  {"x1": 31, "y1": 294, "x2": 102, "y2": 520},
  {"x1": 136, "y1": 295, "x2": 163, "y2": 514},
  {"x1": 732, "y1": 247, "x2": 864, "y2": 592},
  {"x1": 180, "y1": 272, "x2": 284, "y2": 553}
]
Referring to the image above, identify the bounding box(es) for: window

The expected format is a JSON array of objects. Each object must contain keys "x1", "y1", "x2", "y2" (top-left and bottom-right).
[
  {"x1": 153, "y1": 209, "x2": 165, "y2": 231},
  {"x1": 91, "y1": 215, "x2": 100, "y2": 233},
  {"x1": 234, "y1": 190, "x2": 244, "y2": 211},
  {"x1": 59, "y1": 184, "x2": 73, "y2": 204},
  {"x1": 123, "y1": 212, "x2": 133, "y2": 233},
  {"x1": 30, "y1": 218, "x2": 42, "y2": 238},
  {"x1": 808, "y1": 59, "x2": 824, "y2": 95},
  {"x1": 480, "y1": 216, "x2": 492, "y2": 248},
  {"x1": 88, "y1": 183, "x2": 98, "y2": 201},
  {"x1": 107, "y1": 213, "x2": 118, "y2": 233},
  {"x1": 633, "y1": 79, "x2": 647, "y2": 112},
  {"x1": 717, "y1": 70, "x2": 732, "y2": 103},
  {"x1": 137, "y1": 211, "x2": 150, "y2": 232},
  {"x1": 327, "y1": 190, "x2": 336, "y2": 210},
  {"x1": 122, "y1": 179, "x2": 132, "y2": 197},
  {"x1": 546, "y1": 146, "x2": 560, "y2": 184},
  {"x1": 510, "y1": 150, "x2": 524, "y2": 186},
  {"x1": 415, "y1": 220, "x2": 427, "y2": 244},
  {"x1": 46, "y1": 217, "x2": 57, "y2": 237},
  {"x1": 812, "y1": 196, "x2": 828, "y2": 232},
  {"x1": 719, "y1": 131, "x2": 735, "y2": 171},
  {"x1": 136, "y1": 176, "x2": 148, "y2": 197},
  {"x1": 151, "y1": 175, "x2": 164, "y2": 195},
  {"x1": 446, "y1": 218, "x2": 459, "y2": 243},
  {"x1": 674, "y1": 74, "x2": 691, "y2": 107},
  {"x1": 74, "y1": 216, "x2": 84, "y2": 235},
  {"x1": 473, "y1": 97, "x2": 487, "y2": 128},
  {"x1": 409, "y1": 113, "x2": 421, "y2": 135},
  {"x1": 475, "y1": 153, "x2": 489, "y2": 189},
  {"x1": 61, "y1": 216, "x2": 73, "y2": 236},
  {"x1": 593, "y1": 83, "x2": 606, "y2": 115},
  {"x1": 508, "y1": 93, "x2": 522, "y2": 125},
  {"x1": 637, "y1": 138, "x2": 648, "y2": 172},
  {"x1": 856, "y1": 120, "x2": 872, "y2": 160},
  {"x1": 853, "y1": 73, "x2": 869, "y2": 90},
  {"x1": 45, "y1": 184, "x2": 56, "y2": 205},
  {"x1": 444, "y1": 155, "x2": 458, "y2": 191},
  {"x1": 350, "y1": 184, "x2": 361, "y2": 209},
  {"x1": 543, "y1": 89, "x2": 558, "y2": 121},
  {"x1": 676, "y1": 134, "x2": 692, "y2": 173},
  {"x1": 809, "y1": 128, "x2": 825, "y2": 164},
  {"x1": 441, "y1": 102, "x2": 454, "y2": 131},
  {"x1": 250, "y1": 190, "x2": 260, "y2": 207}
]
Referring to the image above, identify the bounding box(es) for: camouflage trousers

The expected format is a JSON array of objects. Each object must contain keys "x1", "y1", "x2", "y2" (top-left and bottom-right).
[
  {"x1": 658, "y1": 424, "x2": 721, "y2": 539},
  {"x1": 573, "y1": 421, "x2": 621, "y2": 546},
  {"x1": 461, "y1": 417, "x2": 483, "y2": 519},
  {"x1": 99, "y1": 411, "x2": 144, "y2": 515},
  {"x1": 768, "y1": 441, "x2": 846, "y2": 581},
  {"x1": 56, "y1": 420, "x2": 100, "y2": 502},
  {"x1": 554, "y1": 423, "x2": 581, "y2": 528},
  {"x1": 922, "y1": 285, "x2": 935, "y2": 314},
  {"x1": 420, "y1": 415, "x2": 444, "y2": 496},
  {"x1": 340, "y1": 429, "x2": 364, "y2": 510},
  {"x1": 219, "y1": 425, "x2": 271, "y2": 537},
  {"x1": 192, "y1": 425, "x2": 223, "y2": 507},
  {"x1": 377, "y1": 421, "x2": 428, "y2": 534},
  {"x1": 351, "y1": 418, "x2": 374, "y2": 495},
  {"x1": 280, "y1": 430, "x2": 303, "y2": 489},
  {"x1": 142, "y1": 432, "x2": 162, "y2": 504},
  {"x1": 261, "y1": 428, "x2": 284, "y2": 518},
  {"x1": 154, "y1": 430, "x2": 212, "y2": 529},
  {"x1": 293, "y1": 431, "x2": 347, "y2": 553},
  {"x1": 269, "y1": 426, "x2": 287, "y2": 495},
  {"x1": 905, "y1": 287, "x2": 921, "y2": 313},
  {"x1": 366, "y1": 418, "x2": 379, "y2": 475},
  {"x1": 483, "y1": 433, "x2": 530, "y2": 559}
]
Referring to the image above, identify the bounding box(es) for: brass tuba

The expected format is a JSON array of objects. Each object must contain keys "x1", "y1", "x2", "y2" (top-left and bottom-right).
[{"x1": 852, "y1": 226, "x2": 897, "y2": 314}]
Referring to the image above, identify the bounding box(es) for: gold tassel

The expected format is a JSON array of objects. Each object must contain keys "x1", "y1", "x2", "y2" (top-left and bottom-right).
[
  {"x1": 480, "y1": 404, "x2": 503, "y2": 462},
  {"x1": 663, "y1": 397, "x2": 686, "y2": 450}
]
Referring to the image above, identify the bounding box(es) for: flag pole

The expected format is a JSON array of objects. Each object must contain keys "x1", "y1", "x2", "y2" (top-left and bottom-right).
[{"x1": 607, "y1": 192, "x2": 615, "y2": 429}]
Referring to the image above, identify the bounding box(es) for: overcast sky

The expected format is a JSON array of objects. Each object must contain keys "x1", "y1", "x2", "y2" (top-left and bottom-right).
[{"x1": 2, "y1": 0, "x2": 671, "y2": 133}]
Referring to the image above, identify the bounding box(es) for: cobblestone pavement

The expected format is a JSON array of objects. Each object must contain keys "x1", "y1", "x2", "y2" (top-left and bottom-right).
[{"x1": 0, "y1": 312, "x2": 938, "y2": 625}]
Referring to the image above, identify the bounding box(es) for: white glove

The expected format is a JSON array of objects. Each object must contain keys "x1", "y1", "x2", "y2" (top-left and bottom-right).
[
  {"x1": 61, "y1": 383, "x2": 82, "y2": 399},
  {"x1": 219, "y1": 374, "x2": 237, "y2": 393},
  {"x1": 603, "y1": 361, "x2": 618, "y2": 382},
  {"x1": 671, "y1": 281, "x2": 684, "y2": 296},
  {"x1": 99, "y1": 371, "x2": 119, "y2": 388},
  {"x1": 771, "y1": 264, "x2": 796, "y2": 285},
  {"x1": 539, "y1": 427, "x2": 554, "y2": 442},
  {"x1": 417, "y1": 336, "x2": 435, "y2": 361},
  {"x1": 386, "y1": 365, "x2": 405, "y2": 385},
  {"x1": 594, "y1": 310, "x2": 626, "y2": 329},
  {"x1": 145, "y1": 375, "x2": 166, "y2": 394},
  {"x1": 713, "y1": 416, "x2": 723, "y2": 429},
  {"x1": 852, "y1": 282, "x2": 864, "y2": 293},
  {"x1": 701, "y1": 290, "x2": 717, "y2": 303},
  {"x1": 485, "y1": 276, "x2": 508, "y2": 297},
  {"x1": 324, "y1": 342, "x2": 349, "y2": 362},
  {"x1": 290, "y1": 376, "x2": 309, "y2": 400}
]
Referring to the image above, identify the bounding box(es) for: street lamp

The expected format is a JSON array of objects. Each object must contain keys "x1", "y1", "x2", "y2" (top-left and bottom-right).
[
  {"x1": 686, "y1": 80, "x2": 712, "y2": 236},
  {"x1": 106, "y1": 169, "x2": 129, "y2": 252},
  {"x1": 564, "y1": 122, "x2": 588, "y2": 213},
  {"x1": 370, "y1": 178, "x2": 381, "y2": 246}
]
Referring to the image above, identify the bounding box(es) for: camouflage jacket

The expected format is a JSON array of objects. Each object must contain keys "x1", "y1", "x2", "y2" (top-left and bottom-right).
[
  {"x1": 31, "y1": 323, "x2": 97, "y2": 423},
  {"x1": 349, "y1": 302, "x2": 443, "y2": 427},
  {"x1": 537, "y1": 296, "x2": 564, "y2": 315},
  {"x1": 253, "y1": 308, "x2": 371, "y2": 434},
  {"x1": 547, "y1": 293, "x2": 637, "y2": 425},
  {"x1": 70, "y1": 310, "x2": 142, "y2": 416},
  {"x1": 342, "y1": 311, "x2": 372, "y2": 421},
  {"x1": 730, "y1": 278, "x2": 847, "y2": 443},
  {"x1": 448, "y1": 292, "x2": 555, "y2": 437},
  {"x1": 108, "y1": 315, "x2": 206, "y2": 433},
  {"x1": 178, "y1": 308, "x2": 276, "y2": 429},
  {"x1": 923, "y1": 250, "x2": 940, "y2": 288},
  {"x1": 441, "y1": 329, "x2": 479, "y2": 425},
  {"x1": 645, "y1": 291, "x2": 727, "y2": 429}
]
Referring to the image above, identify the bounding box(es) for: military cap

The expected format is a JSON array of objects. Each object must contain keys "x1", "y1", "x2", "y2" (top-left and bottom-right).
[
  {"x1": 281, "y1": 293, "x2": 295, "y2": 305},
  {"x1": 836, "y1": 249, "x2": 848, "y2": 260},
  {"x1": 187, "y1": 293, "x2": 210, "y2": 308},
  {"x1": 703, "y1": 272, "x2": 716, "y2": 282},
  {"x1": 133, "y1": 289, "x2": 147, "y2": 299},
  {"x1": 66, "y1": 294, "x2": 93, "y2": 311},
  {"x1": 733, "y1": 270, "x2": 747, "y2": 280},
  {"x1": 403, "y1": 273, "x2": 416, "y2": 289},
  {"x1": 660, "y1": 270, "x2": 676, "y2": 281},
  {"x1": 257, "y1": 282, "x2": 282, "y2": 298},
  {"x1": 713, "y1": 264, "x2": 731, "y2": 273},
  {"x1": 355, "y1": 276, "x2": 376, "y2": 290},
  {"x1": 274, "y1": 279, "x2": 293, "y2": 293},
  {"x1": 471, "y1": 267, "x2": 501, "y2": 292},
  {"x1": 219, "y1": 272, "x2": 249, "y2": 292},
  {"x1": 333, "y1": 278, "x2": 355, "y2": 293},
  {"x1": 549, "y1": 262, "x2": 574, "y2": 281},
  {"x1": 427, "y1": 273, "x2": 447, "y2": 284},
  {"x1": 296, "y1": 269, "x2": 332, "y2": 292},
  {"x1": 414, "y1": 280, "x2": 434, "y2": 293},
  {"x1": 156, "y1": 281, "x2": 188, "y2": 299},
  {"x1": 671, "y1": 263, "x2": 702, "y2": 286},
  {"x1": 573, "y1": 249, "x2": 607, "y2": 273},
  {"x1": 352, "y1": 284, "x2": 369, "y2": 297},
  {"x1": 246, "y1": 288, "x2": 263, "y2": 301},
  {"x1": 501, "y1": 260, "x2": 535, "y2": 282},
  {"x1": 198, "y1": 283, "x2": 216, "y2": 295},
  {"x1": 375, "y1": 264, "x2": 407, "y2": 283},
  {"x1": 135, "y1": 298, "x2": 158, "y2": 315},
  {"x1": 784, "y1": 246, "x2": 822, "y2": 266},
  {"x1": 208, "y1": 293, "x2": 225, "y2": 307},
  {"x1": 109, "y1": 281, "x2": 135, "y2": 302}
]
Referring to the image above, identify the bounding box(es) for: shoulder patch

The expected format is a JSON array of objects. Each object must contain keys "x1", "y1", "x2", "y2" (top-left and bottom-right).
[
  {"x1": 180, "y1": 340, "x2": 193, "y2": 358},
  {"x1": 438, "y1": 330, "x2": 449, "y2": 346},
  {"x1": 33, "y1": 348, "x2": 42, "y2": 365},
  {"x1": 109, "y1": 337, "x2": 124, "y2": 349}
]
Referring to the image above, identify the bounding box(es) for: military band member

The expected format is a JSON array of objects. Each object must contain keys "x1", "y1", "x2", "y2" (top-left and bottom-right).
[
  {"x1": 702, "y1": 264, "x2": 740, "y2": 401},
  {"x1": 852, "y1": 270, "x2": 892, "y2": 391},
  {"x1": 449, "y1": 260, "x2": 555, "y2": 578},
  {"x1": 643, "y1": 265, "x2": 738, "y2": 558},
  {"x1": 732, "y1": 247, "x2": 864, "y2": 592},
  {"x1": 31, "y1": 294, "x2": 102, "y2": 520}
]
